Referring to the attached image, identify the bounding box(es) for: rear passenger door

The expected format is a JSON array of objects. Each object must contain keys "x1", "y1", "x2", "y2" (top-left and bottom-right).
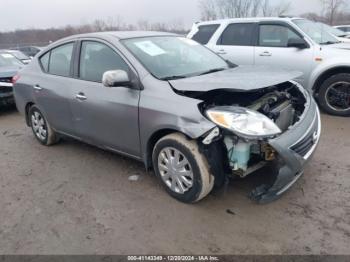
[
  {"x1": 211, "y1": 23, "x2": 256, "y2": 65},
  {"x1": 36, "y1": 42, "x2": 77, "y2": 135}
]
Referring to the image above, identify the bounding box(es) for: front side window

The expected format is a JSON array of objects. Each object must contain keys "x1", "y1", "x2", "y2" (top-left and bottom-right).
[
  {"x1": 79, "y1": 41, "x2": 129, "y2": 82},
  {"x1": 293, "y1": 19, "x2": 339, "y2": 45},
  {"x1": 191, "y1": 24, "x2": 220, "y2": 44},
  {"x1": 219, "y1": 23, "x2": 255, "y2": 46},
  {"x1": 259, "y1": 24, "x2": 301, "y2": 47},
  {"x1": 48, "y1": 43, "x2": 74, "y2": 77},
  {"x1": 122, "y1": 36, "x2": 229, "y2": 80}
]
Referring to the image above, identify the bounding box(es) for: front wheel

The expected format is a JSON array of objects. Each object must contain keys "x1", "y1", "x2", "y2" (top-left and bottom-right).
[
  {"x1": 152, "y1": 133, "x2": 214, "y2": 203},
  {"x1": 318, "y1": 73, "x2": 350, "y2": 116}
]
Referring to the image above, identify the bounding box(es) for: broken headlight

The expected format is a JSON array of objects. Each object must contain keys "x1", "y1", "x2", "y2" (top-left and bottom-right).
[{"x1": 206, "y1": 107, "x2": 282, "y2": 139}]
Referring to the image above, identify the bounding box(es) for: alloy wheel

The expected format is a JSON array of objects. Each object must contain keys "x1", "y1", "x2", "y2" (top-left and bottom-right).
[{"x1": 325, "y1": 81, "x2": 350, "y2": 111}]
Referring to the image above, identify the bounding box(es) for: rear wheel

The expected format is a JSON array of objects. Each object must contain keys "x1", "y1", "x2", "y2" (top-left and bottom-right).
[
  {"x1": 29, "y1": 106, "x2": 59, "y2": 146},
  {"x1": 318, "y1": 73, "x2": 350, "y2": 116},
  {"x1": 152, "y1": 133, "x2": 214, "y2": 203}
]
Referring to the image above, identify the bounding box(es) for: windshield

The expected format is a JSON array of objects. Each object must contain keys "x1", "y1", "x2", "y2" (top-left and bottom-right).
[
  {"x1": 0, "y1": 53, "x2": 23, "y2": 67},
  {"x1": 293, "y1": 19, "x2": 340, "y2": 45},
  {"x1": 122, "y1": 36, "x2": 230, "y2": 80}
]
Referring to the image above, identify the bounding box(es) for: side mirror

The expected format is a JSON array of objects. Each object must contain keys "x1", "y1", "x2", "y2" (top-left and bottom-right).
[
  {"x1": 287, "y1": 38, "x2": 308, "y2": 49},
  {"x1": 102, "y1": 70, "x2": 131, "y2": 87}
]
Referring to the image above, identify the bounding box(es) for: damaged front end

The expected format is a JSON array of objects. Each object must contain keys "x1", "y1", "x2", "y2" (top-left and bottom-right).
[{"x1": 176, "y1": 80, "x2": 321, "y2": 203}]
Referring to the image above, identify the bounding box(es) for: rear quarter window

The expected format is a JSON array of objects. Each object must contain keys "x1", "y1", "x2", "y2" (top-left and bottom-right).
[
  {"x1": 191, "y1": 24, "x2": 220, "y2": 44},
  {"x1": 40, "y1": 52, "x2": 50, "y2": 72}
]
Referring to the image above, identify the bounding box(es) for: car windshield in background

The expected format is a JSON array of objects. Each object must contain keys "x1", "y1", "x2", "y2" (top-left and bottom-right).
[
  {"x1": 122, "y1": 36, "x2": 229, "y2": 80},
  {"x1": 0, "y1": 53, "x2": 23, "y2": 67},
  {"x1": 293, "y1": 19, "x2": 340, "y2": 45},
  {"x1": 9, "y1": 50, "x2": 30, "y2": 60},
  {"x1": 317, "y1": 22, "x2": 348, "y2": 37}
]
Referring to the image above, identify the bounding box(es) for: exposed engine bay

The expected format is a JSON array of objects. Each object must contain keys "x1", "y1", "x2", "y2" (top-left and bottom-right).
[{"x1": 175, "y1": 81, "x2": 307, "y2": 179}]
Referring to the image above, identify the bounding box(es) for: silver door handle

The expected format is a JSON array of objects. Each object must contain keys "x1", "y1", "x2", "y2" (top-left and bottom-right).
[
  {"x1": 33, "y1": 84, "x2": 43, "y2": 91},
  {"x1": 259, "y1": 51, "x2": 272, "y2": 57},
  {"x1": 75, "y1": 93, "x2": 87, "y2": 101}
]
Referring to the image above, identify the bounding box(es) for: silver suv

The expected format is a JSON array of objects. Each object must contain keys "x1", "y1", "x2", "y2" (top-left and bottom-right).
[{"x1": 188, "y1": 17, "x2": 350, "y2": 116}]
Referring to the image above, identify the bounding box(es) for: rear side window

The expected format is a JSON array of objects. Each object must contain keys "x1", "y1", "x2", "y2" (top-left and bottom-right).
[
  {"x1": 218, "y1": 23, "x2": 255, "y2": 46},
  {"x1": 259, "y1": 25, "x2": 301, "y2": 47},
  {"x1": 49, "y1": 43, "x2": 74, "y2": 76},
  {"x1": 191, "y1": 24, "x2": 220, "y2": 44},
  {"x1": 79, "y1": 41, "x2": 129, "y2": 83}
]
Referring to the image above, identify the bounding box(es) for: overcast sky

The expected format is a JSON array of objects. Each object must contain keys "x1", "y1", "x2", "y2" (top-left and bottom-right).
[{"x1": 1, "y1": 0, "x2": 323, "y2": 32}]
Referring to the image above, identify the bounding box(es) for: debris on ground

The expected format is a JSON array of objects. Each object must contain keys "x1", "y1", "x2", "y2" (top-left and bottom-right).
[{"x1": 128, "y1": 175, "x2": 140, "y2": 182}]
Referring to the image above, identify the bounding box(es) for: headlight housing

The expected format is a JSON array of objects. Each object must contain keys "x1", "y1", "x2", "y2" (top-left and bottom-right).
[{"x1": 206, "y1": 107, "x2": 281, "y2": 139}]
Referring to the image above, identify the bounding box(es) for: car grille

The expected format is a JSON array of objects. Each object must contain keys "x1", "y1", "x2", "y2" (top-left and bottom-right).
[
  {"x1": 0, "y1": 78, "x2": 13, "y2": 94},
  {"x1": 290, "y1": 114, "x2": 318, "y2": 157}
]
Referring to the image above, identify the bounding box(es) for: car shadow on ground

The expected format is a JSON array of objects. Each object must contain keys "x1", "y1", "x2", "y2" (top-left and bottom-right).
[{"x1": 0, "y1": 105, "x2": 17, "y2": 116}]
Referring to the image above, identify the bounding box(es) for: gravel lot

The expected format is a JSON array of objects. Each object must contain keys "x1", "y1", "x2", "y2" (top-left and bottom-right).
[{"x1": 0, "y1": 107, "x2": 349, "y2": 255}]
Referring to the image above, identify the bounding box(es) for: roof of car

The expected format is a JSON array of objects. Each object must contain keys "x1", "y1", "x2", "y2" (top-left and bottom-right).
[
  {"x1": 64, "y1": 31, "x2": 177, "y2": 41},
  {"x1": 195, "y1": 16, "x2": 304, "y2": 25}
]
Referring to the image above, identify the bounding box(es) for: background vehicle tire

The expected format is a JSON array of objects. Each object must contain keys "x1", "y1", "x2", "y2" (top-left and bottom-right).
[
  {"x1": 318, "y1": 73, "x2": 350, "y2": 116},
  {"x1": 152, "y1": 133, "x2": 215, "y2": 203},
  {"x1": 29, "y1": 105, "x2": 59, "y2": 146}
]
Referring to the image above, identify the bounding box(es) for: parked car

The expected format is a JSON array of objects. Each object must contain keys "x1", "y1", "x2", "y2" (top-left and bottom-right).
[
  {"x1": 0, "y1": 51, "x2": 23, "y2": 106},
  {"x1": 2, "y1": 50, "x2": 31, "y2": 64},
  {"x1": 188, "y1": 17, "x2": 350, "y2": 116},
  {"x1": 334, "y1": 25, "x2": 350, "y2": 33},
  {"x1": 12, "y1": 46, "x2": 42, "y2": 58},
  {"x1": 14, "y1": 32, "x2": 321, "y2": 204},
  {"x1": 317, "y1": 22, "x2": 350, "y2": 43}
]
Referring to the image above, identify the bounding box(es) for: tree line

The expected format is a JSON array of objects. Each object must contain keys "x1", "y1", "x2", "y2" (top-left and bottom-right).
[
  {"x1": 1, "y1": 0, "x2": 350, "y2": 48},
  {"x1": 0, "y1": 18, "x2": 187, "y2": 49}
]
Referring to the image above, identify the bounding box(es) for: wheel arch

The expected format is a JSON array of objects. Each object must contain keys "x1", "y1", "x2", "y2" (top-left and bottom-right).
[
  {"x1": 313, "y1": 66, "x2": 350, "y2": 94},
  {"x1": 25, "y1": 102, "x2": 35, "y2": 126},
  {"x1": 144, "y1": 128, "x2": 192, "y2": 169}
]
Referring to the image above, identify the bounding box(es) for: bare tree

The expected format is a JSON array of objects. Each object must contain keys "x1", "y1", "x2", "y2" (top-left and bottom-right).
[
  {"x1": 199, "y1": 0, "x2": 218, "y2": 20},
  {"x1": 198, "y1": 0, "x2": 291, "y2": 19},
  {"x1": 274, "y1": 1, "x2": 292, "y2": 16},
  {"x1": 321, "y1": 0, "x2": 346, "y2": 25}
]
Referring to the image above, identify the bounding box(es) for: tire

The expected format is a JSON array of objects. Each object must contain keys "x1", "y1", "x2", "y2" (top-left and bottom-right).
[
  {"x1": 29, "y1": 105, "x2": 59, "y2": 146},
  {"x1": 152, "y1": 133, "x2": 214, "y2": 203},
  {"x1": 318, "y1": 73, "x2": 350, "y2": 116}
]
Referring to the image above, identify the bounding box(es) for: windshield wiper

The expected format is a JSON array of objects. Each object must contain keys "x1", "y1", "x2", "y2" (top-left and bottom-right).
[
  {"x1": 160, "y1": 75, "x2": 187, "y2": 81},
  {"x1": 198, "y1": 68, "x2": 226, "y2": 76}
]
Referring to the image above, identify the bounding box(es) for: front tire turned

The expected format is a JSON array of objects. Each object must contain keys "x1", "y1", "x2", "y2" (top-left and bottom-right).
[{"x1": 152, "y1": 133, "x2": 214, "y2": 203}]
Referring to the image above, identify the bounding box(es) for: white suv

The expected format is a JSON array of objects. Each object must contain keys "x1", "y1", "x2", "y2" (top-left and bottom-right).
[{"x1": 188, "y1": 17, "x2": 350, "y2": 116}]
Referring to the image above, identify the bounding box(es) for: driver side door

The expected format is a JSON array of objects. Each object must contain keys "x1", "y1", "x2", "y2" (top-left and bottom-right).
[{"x1": 254, "y1": 22, "x2": 314, "y2": 87}]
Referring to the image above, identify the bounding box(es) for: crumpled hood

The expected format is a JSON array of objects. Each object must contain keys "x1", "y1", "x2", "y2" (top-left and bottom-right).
[
  {"x1": 169, "y1": 66, "x2": 303, "y2": 92},
  {"x1": 0, "y1": 66, "x2": 21, "y2": 78}
]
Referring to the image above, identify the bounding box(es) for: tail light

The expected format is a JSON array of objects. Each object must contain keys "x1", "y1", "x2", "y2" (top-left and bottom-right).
[{"x1": 12, "y1": 74, "x2": 20, "y2": 84}]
